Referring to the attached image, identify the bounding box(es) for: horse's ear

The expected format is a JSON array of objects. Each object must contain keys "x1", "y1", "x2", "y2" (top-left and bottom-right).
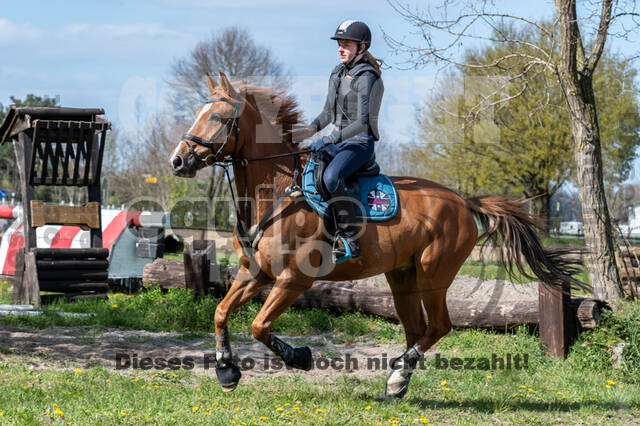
[
  {"x1": 219, "y1": 71, "x2": 237, "y2": 98},
  {"x1": 205, "y1": 72, "x2": 217, "y2": 95}
]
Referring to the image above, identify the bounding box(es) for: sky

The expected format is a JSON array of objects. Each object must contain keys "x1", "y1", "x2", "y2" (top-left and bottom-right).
[{"x1": 1, "y1": 0, "x2": 639, "y2": 180}]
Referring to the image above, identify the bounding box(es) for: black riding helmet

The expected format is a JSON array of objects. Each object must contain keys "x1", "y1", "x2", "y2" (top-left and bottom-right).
[{"x1": 331, "y1": 20, "x2": 371, "y2": 54}]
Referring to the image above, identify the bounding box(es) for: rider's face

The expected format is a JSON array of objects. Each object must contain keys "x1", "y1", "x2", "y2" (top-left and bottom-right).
[{"x1": 337, "y1": 39, "x2": 361, "y2": 63}]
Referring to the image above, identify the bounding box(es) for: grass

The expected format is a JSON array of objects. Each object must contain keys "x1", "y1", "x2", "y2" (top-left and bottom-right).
[
  {"x1": 0, "y1": 286, "x2": 403, "y2": 344},
  {"x1": 163, "y1": 251, "x2": 239, "y2": 266},
  {"x1": 0, "y1": 301, "x2": 638, "y2": 424},
  {"x1": 458, "y1": 260, "x2": 590, "y2": 286}
]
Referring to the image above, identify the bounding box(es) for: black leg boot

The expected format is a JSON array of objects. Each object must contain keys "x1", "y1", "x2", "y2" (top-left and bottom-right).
[{"x1": 328, "y1": 180, "x2": 362, "y2": 263}]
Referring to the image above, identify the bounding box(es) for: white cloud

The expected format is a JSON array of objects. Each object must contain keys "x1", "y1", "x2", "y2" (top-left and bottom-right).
[
  {"x1": 62, "y1": 23, "x2": 182, "y2": 39},
  {"x1": 0, "y1": 18, "x2": 43, "y2": 44}
]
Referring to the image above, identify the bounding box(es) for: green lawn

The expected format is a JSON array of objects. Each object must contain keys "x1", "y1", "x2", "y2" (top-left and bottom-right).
[{"x1": 0, "y1": 301, "x2": 638, "y2": 424}]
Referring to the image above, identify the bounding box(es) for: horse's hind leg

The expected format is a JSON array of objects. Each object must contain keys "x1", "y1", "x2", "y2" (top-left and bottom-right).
[
  {"x1": 214, "y1": 266, "x2": 271, "y2": 392},
  {"x1": 251, "y1": 272, "x2": 315, "y2": 371},
  {"x1": 385, "y1": 242, "x2": 471, "y2": 399},
  {"x1": 385, "y1": 268, "x2": 426, "y2": 348}
]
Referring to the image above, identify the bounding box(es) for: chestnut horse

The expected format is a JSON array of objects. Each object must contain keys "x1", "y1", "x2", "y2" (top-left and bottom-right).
[{"x1": 170, "y1": 72, "x2": 585, "y2": 399}]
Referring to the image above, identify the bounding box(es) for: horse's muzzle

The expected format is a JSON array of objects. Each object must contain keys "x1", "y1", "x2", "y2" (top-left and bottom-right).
[{"x1": 170, "y1": 152, "x2": 196, "y2": 177}]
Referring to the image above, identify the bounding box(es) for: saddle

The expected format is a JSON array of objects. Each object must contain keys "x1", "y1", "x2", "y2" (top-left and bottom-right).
[
  {"x1": 312, "y1": 150, "x2": 381, "y2": 202},
  {"x1": 301, "y1": 152, "x2": 399, "y2": 222}
]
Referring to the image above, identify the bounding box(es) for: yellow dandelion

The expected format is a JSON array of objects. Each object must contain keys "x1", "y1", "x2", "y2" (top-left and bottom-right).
[
  {"x1": 365, "y1": 405, "x2": 372, "y2": 410},
  {"x1": 520, "y1": 385, "x2": 527, "y2": 389},
  {"x1": 605, "y1": 385, "x2": 611, "y2": 389},
  {"x1": 260, "y1": 416, "x2": 269, "y2": 420},
  {"x1": 276, "y1": 407, "x2": 284, "y2": 411},
  {"x1": 196, "y1": 387, "x2": 200, "y2": 391},
  {"x1": 284, "y1": 403, "x2": 290, "y2": 406},
  {"x1": 112, "y1": 304, "x2": 118, "y2": 308},
  {"x1": 171, "y1": 373, "x2": 177, "y2": 378},
  {"x1": 318, "y1": 417, "x2": 324, "y2": 421},
  {"x1": 440, "y1": 380, "x2": 446, "y2": 386},
  {"x1": 53, "y1": 404, "x2": 57, "y2": 407},
  {"x1": 106, "y1": 378, "x2": 110, "y2": 382},
  {"x1": 0, "y1": 412, "x2": 3, "y2": 417},
  {"x1": 486, "y1": 375, "x2": 492, "y2": 380},
  {"x1": 120, "y1": 411, "x2": 127, "y2": 416},
  {"x1": 192, "y1": 406, "x2": 199, "y2": 412},
  {"x1": 557, "y1": 391, "x2": 563, "y2": 395},
  {"x1": 619, "y1": 385, "x2": 623, "y2": 389},
  {"x1": 74, "y1": 369, "x2": 82, "y2": 374},
  {"x1": 135, "y1": 377, "x2": 139, "y2": 382},
  {"x1": 442, "y1": 387, "x2": 451, "y2": 391},
  {"x1": 528, "y1": 388, "x2": 534, "y2": 392},
  {"x1": 312, "y1": 397, "x2": 317, "y2": 400},
  {"x1": 23, "y1": 386, "x2": 29, "y2": 390},
  {"x1": 55, "y1": 408, "x2": 64, "y2": 416},
  {"x1": 607, "y1": 380, "x2": 615, "y2": 385}
]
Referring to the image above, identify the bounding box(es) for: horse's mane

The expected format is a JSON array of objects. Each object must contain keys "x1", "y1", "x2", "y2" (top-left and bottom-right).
[{"x1": 236, "y1": 83, "x2": 303, "y2": 146}]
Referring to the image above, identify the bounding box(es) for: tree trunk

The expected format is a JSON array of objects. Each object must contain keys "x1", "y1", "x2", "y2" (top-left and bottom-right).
[
  {"x1": 557, "y1": 74, "x2": 622, "y2": 300},
  {"x1": 554, "y1": 0, "x2": 622, "y2": 301}
]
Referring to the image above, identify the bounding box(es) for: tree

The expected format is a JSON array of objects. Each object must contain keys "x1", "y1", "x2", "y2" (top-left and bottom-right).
[
  {"x1": 406, "y1": 25, "x2": 640, "y2": 230},
  {"x1": 385, "y1": 0, "x2": 640, "y2": 300},
  {"x1": 165, "y1": 26, "x2": 293, "y2": 220}
]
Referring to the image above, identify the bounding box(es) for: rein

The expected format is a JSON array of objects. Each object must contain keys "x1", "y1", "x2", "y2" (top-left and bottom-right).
[{"x1": 180, "y1": 95, "x2": 315, "y2": 250}]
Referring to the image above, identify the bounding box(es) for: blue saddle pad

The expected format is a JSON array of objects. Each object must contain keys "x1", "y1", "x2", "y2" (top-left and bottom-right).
[{"x1": 301, "y1": 158, "x2": 399, "y2": 221}]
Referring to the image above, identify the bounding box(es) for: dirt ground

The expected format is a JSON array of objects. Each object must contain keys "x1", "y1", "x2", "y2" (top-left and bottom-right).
[
  {"x1": 0, "y1": 276, "x2": 538, "y2": 381},
  {"x1": 0, "y1": 326, "x2": 418, "y2": 382}
]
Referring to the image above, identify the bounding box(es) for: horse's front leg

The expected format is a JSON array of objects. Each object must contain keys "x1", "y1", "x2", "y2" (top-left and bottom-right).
[
  {"x1": 214, "y1": 266, "x2": 271, "y2": 392},
  {"x1": 252, "y1": 272, "x2": 315, "y2": 371}
]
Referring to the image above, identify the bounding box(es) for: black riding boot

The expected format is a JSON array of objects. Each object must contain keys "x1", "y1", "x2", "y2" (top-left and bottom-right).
[{"x1": 328, "y1": 181, "x2": 362, "y2": 263}]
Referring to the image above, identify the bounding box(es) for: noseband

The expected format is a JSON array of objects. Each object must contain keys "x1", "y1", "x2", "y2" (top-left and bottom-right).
[{"x1": 181, "y1": 96, "x2": 240, "y2": 165}]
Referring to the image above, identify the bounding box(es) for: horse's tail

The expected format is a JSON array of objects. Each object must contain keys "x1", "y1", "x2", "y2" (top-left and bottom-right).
[{"x1": 466, "y1": 195, "x2": 589, "y2": 292}]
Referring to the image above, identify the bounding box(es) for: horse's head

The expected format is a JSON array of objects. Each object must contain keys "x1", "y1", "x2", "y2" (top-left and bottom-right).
[{"x1": 170, "y1": 72, "x2": 244, "y2": 177}]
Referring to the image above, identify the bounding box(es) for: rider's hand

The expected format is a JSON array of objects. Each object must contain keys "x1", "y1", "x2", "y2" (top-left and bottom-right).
[{"x1": 310, "y1": 137, "x2": 328, "y2": 152}]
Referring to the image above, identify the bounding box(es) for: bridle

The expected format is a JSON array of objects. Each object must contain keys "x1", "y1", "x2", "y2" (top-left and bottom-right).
[
  {"x1": 181, "y1": 96, "x2": 241, "y2": 166},
  {"x1": 179, "y1": 94, "x2": 316, "y2": 253}
]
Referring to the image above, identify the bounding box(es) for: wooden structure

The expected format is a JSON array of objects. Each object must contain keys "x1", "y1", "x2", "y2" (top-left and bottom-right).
[
  {"x1": 0, "y1": 107, "x2": 111, "y2": 305},
  {"x1": 616, "y1": 247, "x2": 640, "y2": 299}
]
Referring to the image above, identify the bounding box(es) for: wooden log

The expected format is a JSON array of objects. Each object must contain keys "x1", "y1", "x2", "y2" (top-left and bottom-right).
[
  {"x1": 34, "y1": 248, "x2": 109, "y2": 259},
  {"x1": 36, "y1": 260, "x2": 109, "y2": 270},
  {"x1": 143, "y1": 259, "x2": 605, "y2": 330},
  {"x1": 37, "y1": 269, "x2": 108, "y2": 281},
  {"x1": 143, "y1": 258, "x2": 185, "y2": 289},
  {"x1": 38, "y1": 281, "x2": 109, "y2": 292}
]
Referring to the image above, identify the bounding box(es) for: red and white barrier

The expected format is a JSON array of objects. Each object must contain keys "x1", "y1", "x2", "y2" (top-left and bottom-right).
[{"x1": 0, "y1": 207, "x2": 167, "y2": 276}]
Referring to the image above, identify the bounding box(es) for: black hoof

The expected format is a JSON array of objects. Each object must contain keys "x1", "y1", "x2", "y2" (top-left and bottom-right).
[
  {"x1": 215, "y1": 362, "x2": 242, "y2": 392},
  {"x1": 289, "y1": 346, "x2": 313, "y2": 371}
]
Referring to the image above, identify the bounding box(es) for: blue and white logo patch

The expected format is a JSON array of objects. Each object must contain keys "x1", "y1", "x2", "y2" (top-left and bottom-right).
[{"x1": 367, "y1": 189, "x2": 391, "y2": 212}]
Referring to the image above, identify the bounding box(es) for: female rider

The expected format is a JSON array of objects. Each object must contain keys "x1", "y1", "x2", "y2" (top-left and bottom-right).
[{"x1": 295, "y1": 20, "x2": 384, "y2": 262}]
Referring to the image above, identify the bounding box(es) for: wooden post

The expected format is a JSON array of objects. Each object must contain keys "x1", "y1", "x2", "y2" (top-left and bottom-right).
[
  {"x1": 539, "y1": 282, "x2": 577, "y2": 358},
  {"x1": 183, "y1": 240, "x2": 215, "y2": 298},
  {"x1": 14, "y1": 132, "x2": 36, "y2": 250}
]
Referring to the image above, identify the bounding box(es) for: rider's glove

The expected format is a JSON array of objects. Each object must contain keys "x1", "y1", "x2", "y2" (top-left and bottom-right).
[{"x1": 310, "y1": 137, "x2": 329, "y2": 152}]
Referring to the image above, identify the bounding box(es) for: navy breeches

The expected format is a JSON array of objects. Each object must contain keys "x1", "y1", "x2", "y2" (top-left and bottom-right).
[{"x1": 321, "y1": 136, "x2": 375, "y2": 193}]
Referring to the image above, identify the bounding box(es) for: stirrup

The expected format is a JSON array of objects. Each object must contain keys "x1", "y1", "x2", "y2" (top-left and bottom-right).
[{"x1": 332, "y1": 235, "x2": 355, "y2": 263}]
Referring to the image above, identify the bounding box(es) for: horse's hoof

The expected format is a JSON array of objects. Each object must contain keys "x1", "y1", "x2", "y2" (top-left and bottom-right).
[
  {"x1": 215, "y1": 362, "x2": 242, "y2": 391},
  {"x1": 290, "y1": 346, "x2": 313, "y2": 371},
  {"x1": 384, "y1": 366, "x2": 412, "y2": 399}
]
